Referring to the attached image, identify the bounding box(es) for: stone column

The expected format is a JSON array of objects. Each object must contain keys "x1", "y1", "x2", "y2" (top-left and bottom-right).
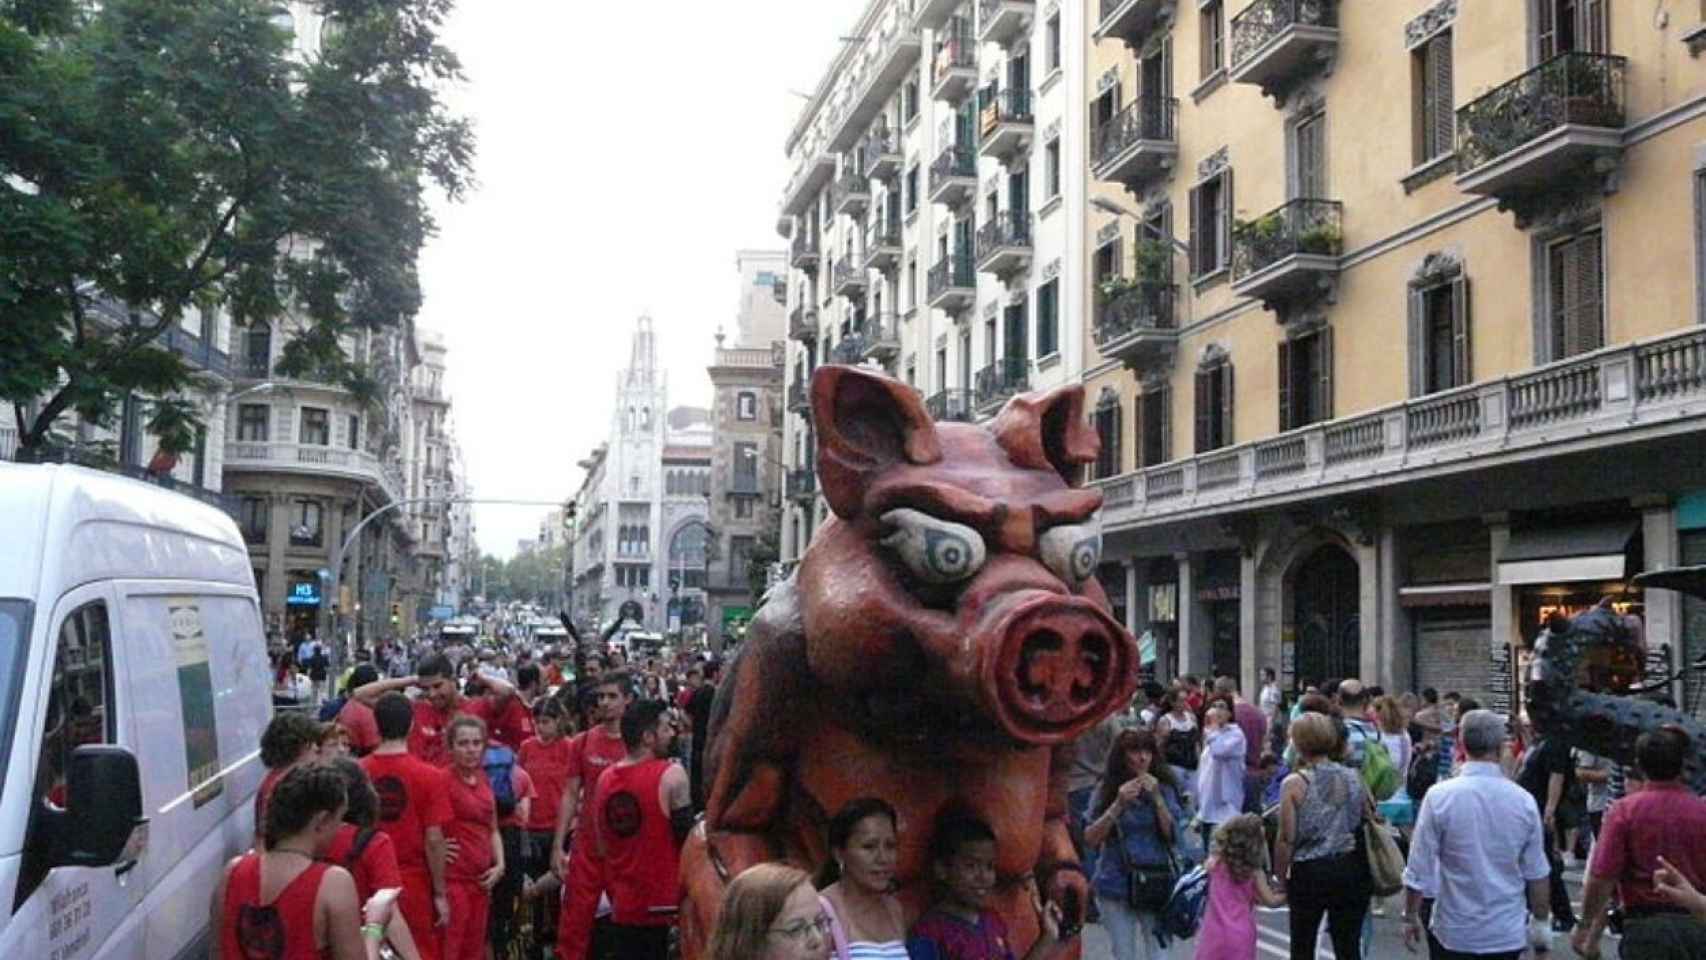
[
  {"x1": 1240, "y1": 548, "x2": 1260, "y2": 698},
  {"x1": 1124, "y1": 560, "x2": 1140, "y2": 637},
  {"x1": 1636, "y1": 496, "x2": 1681, "y2": 693},
  {"x1": 268, "y1": 492, "x2": 290, "y2": 632},
  {"x1": 1176, "y1": 552, "x2": 1203, "y2": 678},
  {"x1": 1377, "y1": 526, "x2": 1408, "y2": 692},
  {"x1": 1356, "y1": 534, "x2": 1382, "y2": 685},
  {"x1": 1487, "y1": 513, "x2": 1514, "y2": 708}
]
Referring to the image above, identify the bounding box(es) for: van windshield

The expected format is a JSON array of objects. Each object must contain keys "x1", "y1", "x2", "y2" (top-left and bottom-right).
[{"x1": 0, "y1": 599, "x2": 34, "y2": 787}]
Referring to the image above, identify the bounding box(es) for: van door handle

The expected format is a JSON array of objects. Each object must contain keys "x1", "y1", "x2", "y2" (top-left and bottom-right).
[{"x1": 114, "y1": 858, "x2": 139, "y2": 879}]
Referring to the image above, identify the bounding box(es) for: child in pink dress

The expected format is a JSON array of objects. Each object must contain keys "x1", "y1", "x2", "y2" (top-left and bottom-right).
[{"x1": 1194, "y1": 814, "x2": 1286, "y2": 960}]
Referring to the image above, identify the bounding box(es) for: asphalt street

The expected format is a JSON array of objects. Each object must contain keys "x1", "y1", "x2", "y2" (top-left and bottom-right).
[{"x1": 1077, "y1": 865, "x2": 1623, "y2": 958}]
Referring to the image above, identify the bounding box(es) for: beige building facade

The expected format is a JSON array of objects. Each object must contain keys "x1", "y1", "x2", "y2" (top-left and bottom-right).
[{"x1": 1083, "y1": 0, "x2": 1706, "y2": 711}]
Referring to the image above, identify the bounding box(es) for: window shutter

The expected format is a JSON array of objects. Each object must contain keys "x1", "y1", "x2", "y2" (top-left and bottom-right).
[
  {"x1": 1451, "y1": 275, "x2": 1472, "y2": 387},
  {"x1": 1278, "y1": 340, "x2": 1293, "y2": 431},
  {"x1": 1407, "y1": 287, "x2": 1426, "y2": 396},
  {"x1": 1134, "y1": 393, "x2": 1146, "y2": 467},
  {"x1": 1550, "y1": 240, "x2": 1572, "y2": 359},
  {"x1": 1573, "y1": 232, "x2": 1604, "y2": 355},
  {"x1": 1163, "y1": 37, "x2": 1175, "y2": 99},
  {"x1": 1221, "y1": 364, "x2": 1235, "y2": 446},
  {"x1": 1188, "y1": 185, "x2": 1202, "y2": 276},
  {"x1": 1195, "y1": 370, "x2": 1211, "y2": 453},
  {"x1": 1160, "y1": 386, "x2": 1174, "y2": 463},
  {"x1": 1582, "y1": 0, "x2": 1607, "y2": 53},
  {"x1": 1219, "y1": 169, "x2": 1235, "y2": 273},
  {"x1": 1430, "y1": 34, "x2": 1454, "y2": 159},
  {"x1": 1537, "y1": 0, "x2": 1558, "y2": 61},
  {"x1": 1113, "y1": 403, "x2": 1124, "y2": 474},
  {"x1": 1316, "y1": 327, "x2": 1335, "y2": 422}
]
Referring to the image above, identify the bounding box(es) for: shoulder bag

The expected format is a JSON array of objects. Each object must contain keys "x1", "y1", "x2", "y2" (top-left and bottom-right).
[
  {"x1": 1361, "y1": 794, "x2": 1405, "y2": 896},
  {"x1": 1112, "y1": 797, "x2": 1180, "y2": 913}
]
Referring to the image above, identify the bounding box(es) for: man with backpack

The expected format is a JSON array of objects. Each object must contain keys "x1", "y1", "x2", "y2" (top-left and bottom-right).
[{"x1": 1339, "y1": 680, "x2": 1401, "y2": 802}]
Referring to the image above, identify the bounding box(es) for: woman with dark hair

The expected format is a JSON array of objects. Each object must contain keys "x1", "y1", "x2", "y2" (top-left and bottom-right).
[
  {"x1": 1083, "y1": 728, "x2": 1185, "y2": 960},
  {"x1": 1155, "y1": 692, "x2": 1201, "y2": 808},
  {"x1": 211, "y1": 763, "x2": 398, "y2": 960},
  {"x1": 817, "y1": 797, "x2": 907, "y2": 960},
  {"x1": 323, "y1": 758, "x2": 423, "y2": 960}
]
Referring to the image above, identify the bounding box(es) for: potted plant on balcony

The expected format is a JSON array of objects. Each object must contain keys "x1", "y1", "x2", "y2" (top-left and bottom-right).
[
  {"x1": 1233, "y1": 211, "x2": 1285, "y2": 271},
  {"x1": 1297, "y1": 220, "x2": 1342, "y2": 256},
  {"x1": 1558, "y1": 54, "x2": 1619, "y2": 128},
  {"x1": 1132, "y1": 238, "x2": 1174, "y2": 282},
  {"x1": 1097, "y1": 274, "x2": 1138, "y2": 303}
]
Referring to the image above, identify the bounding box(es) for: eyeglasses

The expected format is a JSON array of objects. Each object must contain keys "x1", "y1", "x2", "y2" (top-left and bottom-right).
[{"x1": 770, "y1": 914, "x2": 832, "y2": 942}]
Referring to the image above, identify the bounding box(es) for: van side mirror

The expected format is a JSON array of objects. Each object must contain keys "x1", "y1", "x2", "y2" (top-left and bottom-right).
[{"x1": 59, "y1": 745, "x2": 147, "y2": 868}]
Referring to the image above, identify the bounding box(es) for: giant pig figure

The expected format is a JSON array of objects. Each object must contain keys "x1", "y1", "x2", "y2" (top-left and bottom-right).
[{"x1": 678, "y1": 365, "x2": 1139, "y2": 958}]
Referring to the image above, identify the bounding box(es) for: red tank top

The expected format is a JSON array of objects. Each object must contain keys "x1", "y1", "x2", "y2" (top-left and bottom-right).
[
  {"x1": 220, "y1": 853, "x2": 334, "y2": 960},
  {"x1": 590, "y1": 759, "x2": 680, "y2": 926}
]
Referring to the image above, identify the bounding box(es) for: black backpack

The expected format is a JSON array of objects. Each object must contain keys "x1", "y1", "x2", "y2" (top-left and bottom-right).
[
  {"x1": 1164, "y1": 725, "x2": 1200, "y2": 770},
  {"x1": 1407, "y1": 739, "x2": 1440, "y2": 801}
]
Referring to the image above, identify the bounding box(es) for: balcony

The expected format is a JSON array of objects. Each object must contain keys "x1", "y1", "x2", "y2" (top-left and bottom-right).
[
  {"x1": 979, "y1": 88, "x2": 1034, "y2": 163},
  {"x1": 916, "y1": 0, "x2": 963, "y2": 29},
  {"x1": 1094, "y1": 282, "x2": 1179, "y2": 369},
  {"x1": 974, "y1": 357, "x2": 1030, "y2": 411},
  {"x1": 771, "y1": 275, "x2": 788, "y2": 304},
  {"x1": 224, "y1": 440, "x2": 403, "y2": 506},
  {"x1": 864, "y1": 217, "x2": 903, "y2": 273},
  {"x1": 925, "y1": 388, "x2": 976, "y2": 422},
  {"x1": 1231, "y1": 198, "x2": 1343, "y2": 311},
  {"x1": 786, "y1": 468, "x2": 818, "y2": 502},
  {"x1": 1092, "y1": 326, "x2": 1706, "y2": 533},
  {"x1": 926, "y1": 253, "x2": 977, "y2": 312},
  {"x1": 787, "y1": 378, "x2": 811, "y2": 414},
  {"x1": 931, "y1": 31, "x2": 978, "y2": 103},
  {"x1": 928, "y1": 144, "x2": 978, "y2": 207},
  {"x1": 790, "y1": 232, "x2": 821, "y2": 271},
  {"x1": 829, "y1": 25, "x2": 924, "y2": 152},
  {"x1": 978, "y1": 0, "x2": 1034, "y2": 47},
  {"x1": 832, "y1": 168, "x2": 870, "y2": 218},
  {"x1": 862, "y1": 128, "x2": 902, "y2": 182},
  {"x1": 789, "y1": 306, "x2": 819, "y2": 343},
  {"x1": 975, "y1": 210, "x2": 1033, "y2": 277},
  {"x1": 1093, "y1": 0, "x2": 1174, "y2": 45},
  {"x1": 1454, "y1": 52, "x2": 1628, "y2": 224},
  {"x1": 1092, "y1": 97, "x2": 1177, "y2": 187},
  {"x1": 1229, "y1": 0, "x2": 1339, "y2": 104},
  {"x1": 831, "y1": 332, "x2": 868, "y2": 365},
  {"x1": 781, "y1": 153, "x2": 836, "y2": 217},
  {"x1": 161, "y1": 325, "x2": 233, "y2": 379},
  {"x1": 863, "y1": 315, "x2": 901, "y2": 363},
  {"x1": 832, "y1": 260, "x2": 868, "y2": 299}
]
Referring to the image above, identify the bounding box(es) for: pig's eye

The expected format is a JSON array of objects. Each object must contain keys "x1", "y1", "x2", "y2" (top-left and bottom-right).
[
  {"x1": 1040, "y1": 517, "x2": 1102, "y2": 584},
  {"x1": 879, "y1": 508, "x2": 987, "y2": 584}
]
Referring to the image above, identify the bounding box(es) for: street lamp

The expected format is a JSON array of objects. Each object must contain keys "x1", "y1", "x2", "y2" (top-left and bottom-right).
[{"x1": 1089, "y1": 196, "x2": 1191, "y2": 257}]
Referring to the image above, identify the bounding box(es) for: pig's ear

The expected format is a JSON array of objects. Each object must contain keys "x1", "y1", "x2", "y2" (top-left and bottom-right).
[
  {"x1": 811, "y1": 365, "x2": 942, "y2": 520},
  {"x1": 991, "y1": 384, "x2": 1099, "y2": 483}
]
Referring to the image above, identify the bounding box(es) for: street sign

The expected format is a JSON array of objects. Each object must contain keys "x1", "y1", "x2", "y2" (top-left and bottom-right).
[{"x1": 429, "y1": 605, "x2": 455, "y2": 621}]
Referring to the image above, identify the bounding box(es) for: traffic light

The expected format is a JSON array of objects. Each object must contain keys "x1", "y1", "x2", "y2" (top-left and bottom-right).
[{"x1": 390, "y1": 601, "x2": 402, "y2": 625}]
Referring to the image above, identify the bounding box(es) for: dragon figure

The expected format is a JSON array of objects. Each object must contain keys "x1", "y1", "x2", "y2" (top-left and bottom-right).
[{"x1": 1525, "y1": 565, "x2": 1706, "y2": 793}]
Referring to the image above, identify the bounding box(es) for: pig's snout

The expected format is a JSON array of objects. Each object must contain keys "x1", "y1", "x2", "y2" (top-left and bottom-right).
[{"x1": 981, "y1": 593, "x2": 1135, "y2": 744}]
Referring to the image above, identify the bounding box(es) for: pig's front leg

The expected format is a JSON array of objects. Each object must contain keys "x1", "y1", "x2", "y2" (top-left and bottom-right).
[{"x1": 1037, "y1": 742, "x2": 1091, "y2": 932}]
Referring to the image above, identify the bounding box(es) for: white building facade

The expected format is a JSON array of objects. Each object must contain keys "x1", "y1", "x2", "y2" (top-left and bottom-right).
[{"x1": 777, "y1": 0, "x2": 1088, "y2": 563}]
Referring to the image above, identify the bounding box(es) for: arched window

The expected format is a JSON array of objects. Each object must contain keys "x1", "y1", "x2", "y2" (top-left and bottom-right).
[
  {"x1": 1194, "y1": 344, "x2": 1235, "y2": 453},
  {"x1": 1092, "y1": 389, "x2": 1122, "y2": 480}
]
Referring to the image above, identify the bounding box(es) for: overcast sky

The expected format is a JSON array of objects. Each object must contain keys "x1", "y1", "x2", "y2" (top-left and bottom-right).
[{"x1": 417, "y1": 0, "x2": 867, "y2": 559}]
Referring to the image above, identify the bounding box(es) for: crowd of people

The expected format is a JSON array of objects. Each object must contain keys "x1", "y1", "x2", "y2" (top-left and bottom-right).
[{"x1": 228, "y1": 636, "x2": 1706, "y2": 960}]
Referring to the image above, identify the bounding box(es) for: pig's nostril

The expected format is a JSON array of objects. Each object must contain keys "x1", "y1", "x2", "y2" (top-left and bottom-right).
[
  {"x1": 1073, "y1": 632, "x2": 1111, "y2": 705},
  {"x1": 1017, "y1": 630, "x2": 1064, "y2": 703}
]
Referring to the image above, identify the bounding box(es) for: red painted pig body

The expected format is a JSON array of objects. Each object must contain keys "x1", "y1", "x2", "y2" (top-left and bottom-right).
[{"x1": 678, "y1": 366, "x2": 1138, "y2": 958}]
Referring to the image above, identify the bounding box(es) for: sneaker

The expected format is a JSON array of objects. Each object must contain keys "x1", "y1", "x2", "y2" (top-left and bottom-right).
[{"x1": 1551, "y1": 917, "x2": 1577, "y2": 934}]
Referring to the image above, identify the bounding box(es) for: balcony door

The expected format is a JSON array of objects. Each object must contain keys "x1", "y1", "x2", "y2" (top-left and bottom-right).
[
  {"x1": 953, "y1": 216, "x2": 974, "y2": 264},
  {"x1": 1536, "y1": 0, "x2": 1607, "y2": 60},
  {"x1": 1140, "y1": 38, "x2": 1172, "y2": 102},
  {"x1": 956, "y1": 100, "x2": 977, "y2": 148},
  {"x1": 1008, "y1": 48, "x2": 1030, "y2": 101},
  {"x1": 1003, "y1": 302, "x2": 1027, "y2": 365},
  {"x1": 959, "y1": 331, "x2": 972, "y2": 389},
  {"x1": 1291, "y1": 110, "x2": 1326, "y2": 200},
  {"x1": 1008, "y1": 169, "x2": 1028, "y2": 223}
]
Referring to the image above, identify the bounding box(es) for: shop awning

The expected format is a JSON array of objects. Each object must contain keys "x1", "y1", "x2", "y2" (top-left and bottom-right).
[{"x1": 1497, "y1": 520, "x2": 1638, "y2": 586}]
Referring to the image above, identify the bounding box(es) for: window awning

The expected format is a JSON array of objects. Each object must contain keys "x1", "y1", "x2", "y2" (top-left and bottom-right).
[{"x1": 1497, "y1": 520, "x2": 1638, "y2": 586}]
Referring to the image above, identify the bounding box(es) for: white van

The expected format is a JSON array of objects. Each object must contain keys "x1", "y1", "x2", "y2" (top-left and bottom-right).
[{"x1": 0, "y1": 464, "x2": 271, "y2": 960}]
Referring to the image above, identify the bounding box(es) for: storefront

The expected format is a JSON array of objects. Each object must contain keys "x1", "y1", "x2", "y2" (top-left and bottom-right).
[
  {"x1": 1145, "y1": 557, "x2": 1178, "y2": 683},
  {"x1": 1198, "y1": 551, "x2": 1242, "y2": 682},
  {"x1": 285, "y1": 573, "x2": 323, "y2": 641},
  {"x1": 1677, "y1": 492, "x2": 1706, "y2": 719},
  {"x1": 1402, "y1": 529, "x2": 1494, "y2": 707}
]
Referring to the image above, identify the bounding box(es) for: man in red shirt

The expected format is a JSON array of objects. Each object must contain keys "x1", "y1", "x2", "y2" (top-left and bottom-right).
[
  {"x1": 355, "y1": 653, "x2": 523, "y2": 767},
  {"x1": 571, "y1": 699, "x2": 691, "y2": 960},
  {"x1": 1574, "y1": 725, "x2": 1706, "y2": 958},
  {"x1": 554, "y1": 672, "x2": 633, "y2": 960},
  {"x1": 362, "y1": 692, "x2": 453, "y2": 960},
  {"x1": 253, "y1": 710, "x2": 323, "y2": 849}
]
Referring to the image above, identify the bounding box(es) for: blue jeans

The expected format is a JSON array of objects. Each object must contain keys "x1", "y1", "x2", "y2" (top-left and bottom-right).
[
  {"x1": 1068, "y1": 786, "x2": 1099, "y2": 879},
  {"x1": 1096, "y1": 893, "x2": 1158, "y2": 960}
]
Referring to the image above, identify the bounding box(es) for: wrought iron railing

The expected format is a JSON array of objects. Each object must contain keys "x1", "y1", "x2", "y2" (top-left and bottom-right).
[
  {"x1": 832, "y1": 167, "x2": 869, "y2": 208},
  {"x1": 161, "y1": 326, "x2": 233, "y2": 378},
  {"x1": 1232, "y1": 198, "x2": 1344, "y2": 280},
  {"x1": 1230, "y1": 0, "x2": 1339, "y2": 69},
  {"x1": 1094, "y1": 283, "x2": 1178, "y2": 346},
  {"x1": 980, "y1": 87, "x2": 1033, "y2": 138},
  {"x1": 791, "y1": 231, "x2": 820, "y2": 262},
  {"x1": 833, "y1": 260, "x2": 866, "y2": 293},
  {"x1": 925, "y1": 388, "x2": 976, "y2": 422},
  {"x1": 974, "y1": 357, "x2": 1029, "y2": 406},
  {"x1": 975, "y1": 210, "x2": 1033, "y2": 260},
  {"x1": 932, "y1": 28, "x2": 976, "y2": 86},
  {"x1": 831, "y1": 334, "x2": 867, "y2": 364},
  {"x1": 930, "y1": 143, "x2": 977, "y2": 183},
  {"x1": 786, "y1": 468, "x2": 818, "y2": 500},
  {"x1": 1455, "y1": 52, "x2": 1628, "y2": 173},
  {"x1": 864, "y1": 314, "x2": 901, "y2": 353},
  {"x1": 1092, "y1": 97, "x2": 1177, "y2": 168},
  {"x1": 861, "y1": 128, "x2": 898, "y2": 170},
  {"x1": 927, "y1": 252, "x2": 976, "y2": 299},
  {"x1": 979, "y1": 0, "x2": 1032, "y2": 24},
  {"x1": 867, "y1": 215, "x2": 902, "y2": 252}
]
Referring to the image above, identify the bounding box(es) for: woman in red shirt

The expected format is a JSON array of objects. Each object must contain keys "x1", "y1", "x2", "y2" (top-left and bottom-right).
[
  {"x1": 442, "y1": 716, "x2": 505, "y2": 960},
  {"x1": 324, "y1": 758, "x2": 425, "y2": 960},
  {"x1": 518, "y1": 698, "x2": 573, "y2": 947},
  {"x1": 212, "y1": 763, "x2": 398, "y2": 960}
]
